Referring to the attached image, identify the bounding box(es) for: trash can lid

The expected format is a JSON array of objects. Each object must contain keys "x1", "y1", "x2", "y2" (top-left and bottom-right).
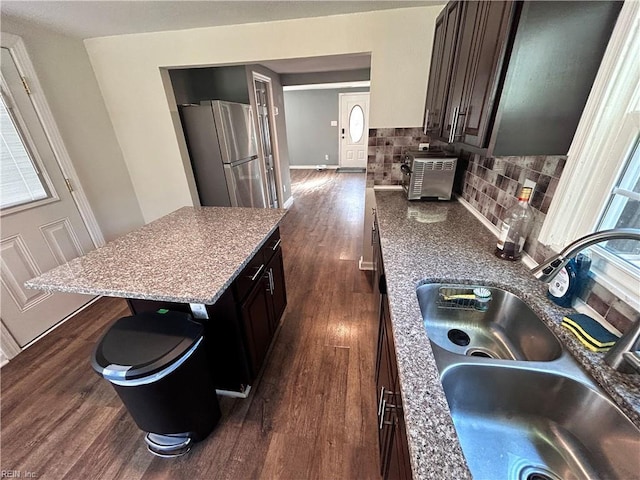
[{"x1": 91, "y1": 310, "x2": 203, "y2": 381}]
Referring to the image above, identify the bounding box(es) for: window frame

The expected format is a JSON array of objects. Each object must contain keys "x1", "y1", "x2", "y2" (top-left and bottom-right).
[
  {"x1": 0, "y1": 59, "x2": 59, "y2": 215},
  {"x1": 537, "y1": 1, "x2": 639, "y2": 310}
]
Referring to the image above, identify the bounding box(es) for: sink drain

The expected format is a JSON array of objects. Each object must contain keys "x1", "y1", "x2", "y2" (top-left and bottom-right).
[
  {"x1": 447, "y1": 329, "x2": 470, "y2": 346},
  {"x1": 469, "y1": 350, "x2": 492, "y2": 358},
  {"x1": 527, "y1": 474, "x2": 554, "y2": 480},
  {"x1": 519, "y1": 465, "x2": 562, "y2": 480},
  {"x1": 466, "y1": 348, "x2": 496, "y2": 358}
]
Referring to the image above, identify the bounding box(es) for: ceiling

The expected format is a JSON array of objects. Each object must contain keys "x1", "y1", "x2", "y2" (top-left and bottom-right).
[
  {"x1": 1, "y1": 1, "x2": 443, "y2": 40},
  {"x1": 1, "y1": 1, "x2": 444, "y2": 78}
]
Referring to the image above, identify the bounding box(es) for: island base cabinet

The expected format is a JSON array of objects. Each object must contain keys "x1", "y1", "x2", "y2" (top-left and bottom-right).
[
  {"x1": 240, "y1": 275, "x2": 274, "y2": 378},
  {"x1": 266, "y1": 248, "x2": 287, "y2": 334},
  {"x1": 237, "y1": 229, "x2": 287, "y2": 378},
  {"x1": 126, "y1": 290, "x2": 252, "y2": 393},
  {"x1": 126, "y1": 228, "x2": 288, "y2": 394}
]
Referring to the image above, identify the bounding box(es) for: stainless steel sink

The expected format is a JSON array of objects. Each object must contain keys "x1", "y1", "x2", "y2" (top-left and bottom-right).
[
  {"x1": 440, "y1": 364, "x2": 640, "y2": 480},
  {"x1": 417, "y1": 284, "x2": 562, "y2": 361},
  {"x1": 416, "y1": 283, "x2": 640, "y2": 479}
]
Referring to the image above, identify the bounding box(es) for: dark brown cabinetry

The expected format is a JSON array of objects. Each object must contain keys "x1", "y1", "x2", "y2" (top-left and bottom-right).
[
  {"x1": 373, "y1": 213, "x2": 412, "y2": 480},
  {"x1": 128, "y1": 227, "x2": 286, "y2": 392},
  {"x1": 424, "y1": 0, "x2": 622, "y2": 156},
  {"x1": 237, "y1": 229, "x2": 287, "y2": 377},
  {"x1": 444, "y1": 1, "x2": 514, "y2": 148},
  {"x1": 423, "y1": 1, "x2": 462, "y2": 138},
  {"x1": 239, "y1": 273, "x2": 273, "y2": 378}
]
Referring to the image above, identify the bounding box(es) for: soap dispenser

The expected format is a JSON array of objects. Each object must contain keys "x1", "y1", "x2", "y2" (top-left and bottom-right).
[{"x1": 547, "y1": 252, "x2": 591, "y2": 307}]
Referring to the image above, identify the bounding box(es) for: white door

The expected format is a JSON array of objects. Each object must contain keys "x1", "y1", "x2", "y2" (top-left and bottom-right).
[
  {"x1": 0, "y1": 47, "x2": 94, "y2": 349},
  {"x1": 339, "y1": 92, "x2": 370, "y2": 169}
]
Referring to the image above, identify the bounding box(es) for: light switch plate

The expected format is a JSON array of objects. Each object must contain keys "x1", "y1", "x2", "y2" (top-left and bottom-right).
[
  {"x1": 330, "y1": 120, "x2": 338, "y2": 126},
  {"x1": 524, "y1": 179, "x2": 537, "y2": 194}
]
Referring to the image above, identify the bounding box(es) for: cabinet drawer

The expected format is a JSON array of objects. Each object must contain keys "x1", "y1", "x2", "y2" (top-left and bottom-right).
[
  {"x1": 261, "y1": 227, "x2": 282, "y2": 263},
  {"x1": 234, "y1": 249, "x2": 266, "y2": 303}
]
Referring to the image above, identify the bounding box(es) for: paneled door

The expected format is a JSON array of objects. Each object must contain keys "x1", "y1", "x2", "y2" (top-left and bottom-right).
[
  {"x1": 339, "y1": 92, "x2": 370, "y2": 169},
  {"x1": 1, "y1": 47, "x2": 94, "y2": 349}
]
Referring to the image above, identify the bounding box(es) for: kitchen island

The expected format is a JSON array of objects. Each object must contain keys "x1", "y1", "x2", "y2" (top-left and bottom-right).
[
  {"x1": 374, "y1": 191, "x2": 640, "y2": 479},
  {"x1": 27, "y1": 205, "x2": 289, "y2": 393}
]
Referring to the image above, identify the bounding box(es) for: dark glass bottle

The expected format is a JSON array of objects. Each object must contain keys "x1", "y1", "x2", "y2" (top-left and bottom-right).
[{"x1": 495, "y1": 187, "x2": 533, "y2": 261}]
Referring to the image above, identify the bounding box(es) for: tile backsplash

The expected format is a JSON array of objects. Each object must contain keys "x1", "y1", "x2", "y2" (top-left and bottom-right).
[
  {"x1": 366, "y1": 126, "x2": 637, "y2": 332},
  {"x1": 460, "y1": 153, "x2": 566, "y2": 264},
  {"x1": 366, "y1": 127, "x2": 430, "y2": 188}
]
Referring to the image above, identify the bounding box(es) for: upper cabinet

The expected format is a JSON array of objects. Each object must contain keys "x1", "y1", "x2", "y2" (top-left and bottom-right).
[
  {"x1": 423, "y1": 2, "x2": 462, "y2": 138},
  {"x1": 424, "y1": 1, "x2": 623, "y2": 156}
]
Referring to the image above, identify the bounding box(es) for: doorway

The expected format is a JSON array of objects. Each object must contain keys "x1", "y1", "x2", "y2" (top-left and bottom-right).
[
  {"x1": 339, "y1": 92, "x2": 370, "y2": 170},
  {"x1": 253, "y1": 74, "x2": 279, "y2": 208}
]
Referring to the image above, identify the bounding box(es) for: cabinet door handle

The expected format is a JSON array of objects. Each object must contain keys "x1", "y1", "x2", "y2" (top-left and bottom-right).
[
  {"x1": 423, "y1": 108, "x2": 431, "y2": 134},
  {"x1": 379, "y1": 397, "x2": 396, "y2": 430},
  {"x1": 379, "y1": 274, "x2": 387, "y2": 295},
  {"x1": 379, "y1": 398, "x2": 387, "y2": 430},
  {"x1": 266, "y1": 269, "x2": 275, "y2": 294},
  {"x1": 250, "y1": 264, "x2": 265, "y2": 282},
  {"x1": 455, "y1": 107, "x2": 468, "y2": 140},
  {"x1": 448, "y1": 106, "x2": 459, "y2": 143},
  {"x1": 377, "y1": 386, "x2": 386, "y2": 418},
  {"x1": 271, "y1": 238, "x2": 281, "y2": 251},
  {"x1": 371, "y1": 224, "x2": 376, "y2": 246},
  {"x1": 449, "y1": 107, "x2": 467, "y2": 143}
]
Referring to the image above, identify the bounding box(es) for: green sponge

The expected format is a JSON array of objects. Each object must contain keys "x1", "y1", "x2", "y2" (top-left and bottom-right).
[{"x1": 561, "y1": 313, "x2": 619, "y2": 352}]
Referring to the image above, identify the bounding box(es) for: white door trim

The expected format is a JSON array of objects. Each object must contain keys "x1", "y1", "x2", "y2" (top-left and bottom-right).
[
  {"x1": 0, "y1": 32, "x2": 105, "y2": 248},
  {"x1": 1, "y1": 319, "x2": 21, "y2": 364},
  {"x1": 251, "y1": 71, "x2": 282, "y2": 207}
]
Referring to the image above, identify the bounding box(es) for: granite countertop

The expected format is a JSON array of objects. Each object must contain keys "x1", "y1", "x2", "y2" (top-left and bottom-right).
[
  {"x1": 374, "y1": 191, "x2": 640, "y2": 479},
  {"x1": 26, "y1": 206, "x2": 287, "y2": 305}
]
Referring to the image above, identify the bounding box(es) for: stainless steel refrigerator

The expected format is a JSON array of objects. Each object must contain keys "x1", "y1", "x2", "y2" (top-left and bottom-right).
[{"x1": 180, "y1": 100, "x2": 267, "y2": 208}]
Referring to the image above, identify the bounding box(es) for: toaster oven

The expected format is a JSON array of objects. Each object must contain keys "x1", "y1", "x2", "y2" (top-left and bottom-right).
[{"x1": 401, "y1": 151, "x2": 457, "y2": 201}]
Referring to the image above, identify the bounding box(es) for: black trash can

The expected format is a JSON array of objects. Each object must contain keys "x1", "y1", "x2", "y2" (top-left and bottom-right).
[{"x1": 91, "y1": 310, "x2": 221, "y2": 457}]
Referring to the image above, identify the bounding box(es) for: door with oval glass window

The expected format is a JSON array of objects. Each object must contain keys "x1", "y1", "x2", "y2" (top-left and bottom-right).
[{"x1": 339, "y1": 92, "x2": 370, "y2": 169}]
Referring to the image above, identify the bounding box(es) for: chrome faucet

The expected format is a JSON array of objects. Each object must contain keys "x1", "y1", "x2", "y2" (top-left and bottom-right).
[
  {"x1": 530, "y1": 228, "x2": 640, "y2": 373},
  {"x1": 530, "y1": 228, "x2": 640, "y2": 282}
]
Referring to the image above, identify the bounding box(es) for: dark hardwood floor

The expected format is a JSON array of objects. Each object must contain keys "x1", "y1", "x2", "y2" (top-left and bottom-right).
[{"x1": 1, "y1": 170, "x2": 380, "y2": 479}]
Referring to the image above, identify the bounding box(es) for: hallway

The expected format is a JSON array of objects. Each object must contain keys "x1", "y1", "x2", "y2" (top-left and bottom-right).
[{"x1": 1, "y1": 170, "x2": 381, "y2": 479}]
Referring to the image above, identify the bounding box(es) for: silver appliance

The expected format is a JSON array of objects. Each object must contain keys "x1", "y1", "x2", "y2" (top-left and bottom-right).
[
  {"x1": 180, "y1": 100, "x2": 267, "y2": 208},
  {"x1": 401, "y1": 151, "x2": 457, "y2": 201}
]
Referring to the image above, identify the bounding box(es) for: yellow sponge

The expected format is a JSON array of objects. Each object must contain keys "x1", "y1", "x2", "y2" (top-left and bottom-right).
[{"x1": 561, "y1": 314, "x2": 619, "y2": 352}]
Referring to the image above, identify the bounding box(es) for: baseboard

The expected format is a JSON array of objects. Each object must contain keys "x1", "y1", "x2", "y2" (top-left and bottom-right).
[
  {"x1": 337, "y1": 167, "x2": 366, "y2": 173},
  {"x1": 359, "y1": 256, "x2": 374, "y2": 271},
  {"x1": 283, "y1": 196, "x2": 294, "y2": 209},
  {"x1": 373, "y1": 185, "x2": 403, "y2": 191},
  {"x1": 289, "y1": 165, "x2": 339, "y2": 170},
  {"x1": 216, "y1": 385, "x2": 252, "y2": 399}
]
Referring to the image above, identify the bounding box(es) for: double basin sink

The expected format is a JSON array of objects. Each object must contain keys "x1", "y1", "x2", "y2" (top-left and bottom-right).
[{"x1": 417, "y1": 283, "x2": 639, "y2": 480}]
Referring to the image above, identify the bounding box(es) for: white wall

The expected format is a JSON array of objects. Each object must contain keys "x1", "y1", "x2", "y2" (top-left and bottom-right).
[
  {"x1": 85, "y1": 7, "x2": 440, "y2": 223},
  {"x1": 1, "y1": 17, "x2": 144, "y2": 241}
]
